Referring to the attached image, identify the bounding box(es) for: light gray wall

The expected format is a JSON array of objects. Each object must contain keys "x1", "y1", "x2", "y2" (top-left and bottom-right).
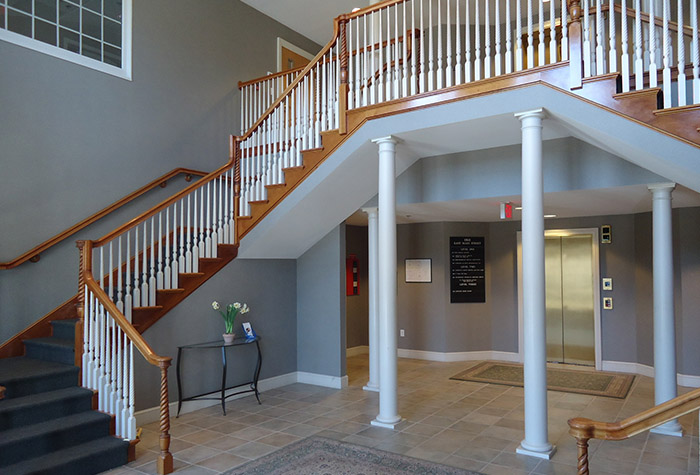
[
  {"x1": 345, "y1": 225, "x2": 369, "y2": 349},
  {"x1": 1, "y1": 0, "x2": 320, "y2": 343},
  {"x1": 134, "y1": 258, "x2": 296, "y2": 410},
  {"x1": 297, "y1": 224, "x2": 346, "y2": 378}
]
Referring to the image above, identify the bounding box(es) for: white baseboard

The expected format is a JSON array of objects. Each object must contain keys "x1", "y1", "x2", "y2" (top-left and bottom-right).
[
  {"x1": 346, "y1": 345, "x2": 369, "y2": 357},
  {"x1": 602, "y1": 360, "x2": 700, "y2": 388},
  {"x1": 297, "y1": 371, "x2": 348, "y2": 389},
  {"x1": 398, "y1": 348, "x2": 520, "y2": 363}
]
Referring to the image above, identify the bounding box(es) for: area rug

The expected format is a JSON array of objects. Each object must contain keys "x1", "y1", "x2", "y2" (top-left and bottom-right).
[
  {"x1": 450, "y1": 361, "x2": 635, "y2": 399},
  {"x1": 224, "y1": 436, "x2": 482, "y2": 474}
]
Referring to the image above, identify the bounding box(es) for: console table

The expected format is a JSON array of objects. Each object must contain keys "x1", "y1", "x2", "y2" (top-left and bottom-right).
[{"x1": 176, "y1": 336, "x2": 262, "y2": 416}]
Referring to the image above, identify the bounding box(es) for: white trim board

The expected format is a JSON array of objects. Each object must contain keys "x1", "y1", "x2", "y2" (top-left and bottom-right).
[
  {"x1": 346, "y1": 345, "x2": 369, "y2": 357},
  {"x1": 276, "y1": 37, "x2": 315, "y2": 73},
  {"x1": 135, "y1": 371, "x2": 346, "y2": 426},
  {"x1": 602, "y1": 361, "x2": 700, "y2": 388},
  {"x1": 398, "y1": 349, "x2": 520, "y2": 363}
]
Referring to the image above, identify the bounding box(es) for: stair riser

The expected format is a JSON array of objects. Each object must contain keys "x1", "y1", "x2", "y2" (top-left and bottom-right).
[
  {"x1": 0, "y1": 392, "x2": 92, "y2": 431},
  {"x1": 50, "y1": 320, "x2": 77, "y2": 340},
  {"x1": 0, "y1": 414, "x2": 112, "y2": 467},
  {"x1": 2, "y1": 369, "x2": 79, "y2": 399},
  {"x1": 24, "y1": 341, "x2": 75, "y2": 366}
]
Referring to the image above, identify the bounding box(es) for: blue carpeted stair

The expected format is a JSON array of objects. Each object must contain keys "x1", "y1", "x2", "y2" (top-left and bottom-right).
[{"x1": 0, "y1": 319, "x2": 130, "y2": 474}]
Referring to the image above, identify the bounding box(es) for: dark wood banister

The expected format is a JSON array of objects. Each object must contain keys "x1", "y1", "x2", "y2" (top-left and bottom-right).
[
  {"x1": 79, "y1": 240, "x2": 173, "y2": 474},
  {"x1": 0, "y1": 168, "x2": 206, "y2": 270},
  {"x1": 568, "y1": 387, "x2": 700, "y2": 474}
]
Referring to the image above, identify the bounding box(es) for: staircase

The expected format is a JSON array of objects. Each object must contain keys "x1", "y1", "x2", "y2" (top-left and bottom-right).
[
  {"x1": 2, "y1": 1, "x2": 700, "y2": 474},
  {"x1": 0, "y1": 319, "x2": 129, "y2": 474}
]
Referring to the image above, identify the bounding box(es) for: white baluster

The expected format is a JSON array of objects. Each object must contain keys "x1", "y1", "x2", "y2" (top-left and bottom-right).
[
  {"x1": 114, "y1": 325, "x2": 123, "y2": 437},
  {"x1": 485, "y1": 0, "x2": 492, "y2": 78},
  {"x1": 212, "y1": 180, "x2": 219, "y2": 258},
  {"x1": 561, "y1": 0, "x2": 569, "y2": 61},
  {"x1": 205, "y1": 182, "x2": 212, "y2": 258},
  {"x1": 403, "y1": 2, "x2": 409, "y2": 95},
  {"x1": 82, "y1": 286, "x2": 90, "y2": 387},
  {"x1": 693, "y1": 0, "x2": 699, "y2": 104},
  {"x1": 116, "y1": 237, "x2": 123, "y2": 312},
  {"x1": 516, "y1": 0, "x2": 524, "y2": 71},
  {"x1": 538, "y1": 0, "x2": 545, "y2": 66},
  {"x1": 496, "y1": 0, "x2": 503, "y2": 75},
  {"x1": 475, "y1": 0, "x2": 482, "y2": 79},
  {"x1": 357, "y1": 16, "x2": 363, "y2": 108},
  {"x1": 185, "y1": 195, "x2": 192, "y2": 273},
  {"x1": 607, "y1": 0, "x2": 617, "y2": 73},
  {"x1": 103, "y1": 313, "x2": 111, "y2": 412},
  {"x1": 315, "y1": 62, "x2": 322, "y2": 144},
  {"x1": 527, "y1": 0, "x2": 534, "y2": 69},
  {"x1": 164, "y1": 208, "x2": 171, "y2": 289},
  {"x1": 506, "y1": 0, "x2": 513, "y2": 73},
  {"x1": 170, "y1": 204, "x2": 178, "y2": 289},
  {"x1": 349, "y1": 18, "x2": 355, "y2": 108},
  {"x1": 120, "y1": 332, "x2": 129, "y2": 437},
  {"x1": 662, "y1": 0, "x2": 672, "y2": 106},
  {"x1": 142, "y1": 222, "x2": 150, "y2": 306},
  {"x1": 676, "y1": 0, "x2": 686, "y2": 106},
  {"x1": 634, "y1": 0, "x2": 644, "y2": 89},
  {"x1": 428, "y1": 0, "x2": 434, "y2": 90},
  {"x1": 125, "y1": 232, "x2": 132, "y2": 322},
  {"x1": 393, "y1": 5, "x2": 400, "y2": 99},
  {"x1": 127, "y1": 342, "x2": 136, "y2": 440},
  {"x1": 467, "y1": 0, "x2": 473, "y2": 79},
  {"x1": 108, "y1": 242, "x2": 113, "y2": 303},
  {"x1": 549, "y1": 0, "x2": 556, "y2": 64},
  {"x1": 148, "y1": 219, "x2": 157, "y2": 304},
  {"x1": 363, "y1": 13, "x2": 370, "y2": 105},
  {"x1": 100, "y1": 246, "x2": 104, "y2": 291},
  {"x1": 411, "y1": 2, "x2": 417, "y2": 95},
  {"x1": 133, "y1": 227, "x2": 140, "y2": 307},
  {"x1": 97, "y1": 302, "x2": 106, "y2": 410},
  {"x1": 156, "y1": 213, "x2": 163, "y2": 290},
  {"x1": 649, "y1": 0, "x2": 658, "y2": 87},
  {"x1": 110, "y1": 313, "x2": 117, "y2": 414},
  {"x1": 620, "y1": 0, "x2": 630, "y2": 91},
  {"x1": 446, "y1": 0, "x2": 453, "y2": 87},
  {"x1": 192, "y1": 190, "x2": 199, "y2": 272},
  {"x1": 420, "y1": 1, "x2": 427, "y2": 92},
  {"x1": 456, "y1": 0, "x2": 462, "y2": 83}
]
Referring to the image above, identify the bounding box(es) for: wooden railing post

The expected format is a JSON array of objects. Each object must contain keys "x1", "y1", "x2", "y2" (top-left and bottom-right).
[
  {"x1": 338, "y1": 16, "x2": 349, "y2": 135},
  {"x1": 568, "y1": 0, "x2": 583, "y2": 89},
  {"x1": 75, "y1": 240, "x2": 87, "y2": 372},
  {"x1": 157, "y1": 360, "x2": 173, "y2": 475},
  {"x1": 232, "y1": 136, "x2": 241, "y2": 245},
  {"x1": 575, "y1": 437, "x2": 590, "y2": 475}
]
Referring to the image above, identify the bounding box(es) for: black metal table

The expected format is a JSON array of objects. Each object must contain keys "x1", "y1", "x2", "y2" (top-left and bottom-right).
[{"x1": 176, "y1": 336, "x2": 262, "y2": 416}]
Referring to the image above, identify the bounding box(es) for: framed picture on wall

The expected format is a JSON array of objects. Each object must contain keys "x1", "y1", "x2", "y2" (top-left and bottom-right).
[{"x1": 405, "y1": 258, "x2": 432, "y2": 283}]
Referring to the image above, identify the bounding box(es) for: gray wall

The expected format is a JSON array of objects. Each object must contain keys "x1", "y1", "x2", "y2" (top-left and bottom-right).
[
  {"x1": 395, "y1": 210, "x2": 700, "y2": 376},
  {"x1": 297, "y1": 225, "x2": 346, "y2": 378},
  {"x1": 345, "y1": 225, "x2": 369, "y2": 349},
  {"x1": 135, "y1": 258, "x2": 296, "y2": 410},
  {"x1": 1, "y1": 0, "x2": 320, "y2": 343}
]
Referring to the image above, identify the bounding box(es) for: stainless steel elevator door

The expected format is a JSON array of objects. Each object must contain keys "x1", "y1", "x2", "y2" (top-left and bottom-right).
[{"x1": 545, "y1": 235, "x2": 595, "y2": 366}]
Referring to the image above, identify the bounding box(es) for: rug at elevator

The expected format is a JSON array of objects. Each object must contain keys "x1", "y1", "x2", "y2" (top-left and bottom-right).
[
  {"x1": 224, "y1": 436, "x2": 482, "y2": 474},
  {"x1": 450, "y1": 361, "x2": 634, "y2": 399}
]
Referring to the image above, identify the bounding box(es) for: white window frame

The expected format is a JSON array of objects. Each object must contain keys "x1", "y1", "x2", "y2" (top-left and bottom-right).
[{"x1": 0, "y1": 0, "x2": 132, "y2": 80}]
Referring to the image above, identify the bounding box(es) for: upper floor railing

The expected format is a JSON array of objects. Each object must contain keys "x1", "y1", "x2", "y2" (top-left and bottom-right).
[{"x1": 239, "y1": 67, "x2": 305, "y2": 135}]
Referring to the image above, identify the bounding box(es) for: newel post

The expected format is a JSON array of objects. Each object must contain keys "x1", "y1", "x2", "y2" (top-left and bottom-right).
[
  {"x1": 575, "y1": 437, "x2": 590, "y2": 475},
  {"x1": 75, "y1": 240, "x2": 87, "y2": 371},
  {"x1": 568, "y1": 0, "x2": 583, "y2": 89},
  {"x1": 157, "y1": 359, "x2": 174, "y2": 475},
  {"x1": 232, "y1": 136, "x2": 242, "y2": 245},
  {"x1": 338, "y1": 16, "x2": 349, "y2": 135}
]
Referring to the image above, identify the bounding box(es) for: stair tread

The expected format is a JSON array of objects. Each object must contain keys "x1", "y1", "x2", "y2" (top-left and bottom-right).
[
  {"x1": 0, "y1": 410, "x2": 111, "y2": 444},
  {"x1": 23, "y1": 336, "x2": 74, "y2": 349},
  {"x1": 0, "y1": 357, "x2": 77, "y2": 384},
  {"x1": 2, "y1": 436, "x2": 128, "y2": 474},
  {"x1": 0, "y1": 386, "x2": 92, "y2": 413}
]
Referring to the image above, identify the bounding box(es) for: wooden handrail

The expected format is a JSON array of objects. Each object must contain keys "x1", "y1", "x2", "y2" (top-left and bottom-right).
[
  {"x1": 238, "y1": 66, "x2": 306, "y2": 89},
  {"x1": 79, "y1": 240, "x2": 173, "y2": 474},
  {"x1": 568, "y1": 386, "x2": 700, "y2": 474},
  {"x1": 0, "y1": 168, "x2": 206, "y2": 270}
]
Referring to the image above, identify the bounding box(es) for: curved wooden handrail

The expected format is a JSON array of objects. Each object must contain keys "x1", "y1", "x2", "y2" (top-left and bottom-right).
[
  {"x1": 568, "y1": 386, "x2": 700, "y2": 474},
  {"x1": 238, "y1": 66, "x2": 306, "y2": 89},
  {"x1": 0, "y1": 168, "x2": 207, "y2": 270}
]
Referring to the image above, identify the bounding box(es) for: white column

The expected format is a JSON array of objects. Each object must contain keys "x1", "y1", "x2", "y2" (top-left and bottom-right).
[
  {"x1": 371, "y1": 136, "x2": 401, "y2": 429},
  {"x1": 363, "y1": 206, "x2": 380, "y2": 392},
  {"x1": 515, "y1": 108, "x2": 556, "y2": 460},
  {"x1": 648, "y1": 183, "x2": 683, "y2": 437}
]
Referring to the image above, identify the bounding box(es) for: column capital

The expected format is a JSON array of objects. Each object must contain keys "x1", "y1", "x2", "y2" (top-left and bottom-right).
[
  {"x1": 371, "y1": 135, "x2": 400, "y2": 145},
  {"x1": 514, "y1": 108, "x2": 546, "y2": 121},
  {"x1": 362, "y1": 207, "x2": 379, "y2": 217},
  {"x1": 648, "y1": 182, "x2": 676, "y2": 194}
]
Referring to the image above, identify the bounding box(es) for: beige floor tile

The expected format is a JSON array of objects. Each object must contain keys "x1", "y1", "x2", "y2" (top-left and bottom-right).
[
  {"x1": 172, "y1": 445, "x2": 222, "y2": 464},
  {"x1": 196, "y1": 452, "x2": 248, "y2": 472},
  {"x1": 443, "y1": 455, "x2": 488, "y2": 471},
  {"x1": 227, "y1": 441, "x2": 278, "y2": 459},
  {"x1": 201, "y1": 435, "x2": 249, "y2": 451},
  {"x1": 255, "y1": 432, "x2": 302, "y2": 447}
]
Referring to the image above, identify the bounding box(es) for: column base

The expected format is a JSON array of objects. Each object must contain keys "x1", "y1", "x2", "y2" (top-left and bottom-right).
[
  {"x1": 516, "y1": 441, "x2": 556, "y2": 460},
  {"x1": 651, "y1": 421, "x2": 683, "y2": 437},
  {"x1": 371, "y1": 416, "x2": 402, "y2": 429},
  {"x1": 363, "y1": 383, "x2": 379, "y2": 392}
]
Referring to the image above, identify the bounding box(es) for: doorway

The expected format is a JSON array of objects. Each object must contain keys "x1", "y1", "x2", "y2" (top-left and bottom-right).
[{"x1": 517, "y1": 228, "x2": 602, "y2": 369}]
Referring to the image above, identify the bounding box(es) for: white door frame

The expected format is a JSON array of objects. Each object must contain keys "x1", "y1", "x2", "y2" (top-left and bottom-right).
[
  {"x1": 276, "y1": 38, "x2": 315, "y2": 73},
  {"x1": 516, "y1": 227, "x2": 602, "y2": 370}
]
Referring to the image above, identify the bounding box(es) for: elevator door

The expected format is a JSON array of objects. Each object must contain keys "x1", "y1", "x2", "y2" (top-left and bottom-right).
[{"x1": 545, "y1": 234, "x2": 595, "y2": 366}]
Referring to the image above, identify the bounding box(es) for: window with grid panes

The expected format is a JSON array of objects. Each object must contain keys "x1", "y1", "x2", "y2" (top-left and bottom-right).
[{"x1": 0, "y1": 0, "x2": 131, "y2": 79}]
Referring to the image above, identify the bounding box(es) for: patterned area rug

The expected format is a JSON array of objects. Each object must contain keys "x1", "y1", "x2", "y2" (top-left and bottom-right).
[
  {"x1": 450, "y1": 361, "x2": 635, "y2": 399},
  {"x1": 224, "y1": 436, "x2": 482, "y2": 474}
]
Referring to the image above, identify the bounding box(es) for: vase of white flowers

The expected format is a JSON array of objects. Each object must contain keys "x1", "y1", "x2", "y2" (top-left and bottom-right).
[{"x1": 212, "y1": 301, "x2": 250, "y2": 343}]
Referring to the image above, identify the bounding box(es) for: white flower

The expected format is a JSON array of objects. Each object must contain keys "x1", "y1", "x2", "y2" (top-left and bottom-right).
[
  {"x1": 233, "y1": 302, "x2": 241, "y2": 309},
  {"x1": 212, "y1": 301, "x2": 220, "y2": 310},
  {"x1": 240, "y1": 304, "x2": 250, "y2": 314}
]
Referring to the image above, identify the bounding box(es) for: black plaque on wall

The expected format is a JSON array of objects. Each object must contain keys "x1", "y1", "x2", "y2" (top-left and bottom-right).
[{"x1": 450, "y1": 237, "x2": 486, "y2": 303}]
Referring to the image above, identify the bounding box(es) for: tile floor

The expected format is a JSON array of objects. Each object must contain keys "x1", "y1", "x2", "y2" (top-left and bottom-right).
[{"x1": 104, "y1": 355, "x2": 699, "y2": 474}]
